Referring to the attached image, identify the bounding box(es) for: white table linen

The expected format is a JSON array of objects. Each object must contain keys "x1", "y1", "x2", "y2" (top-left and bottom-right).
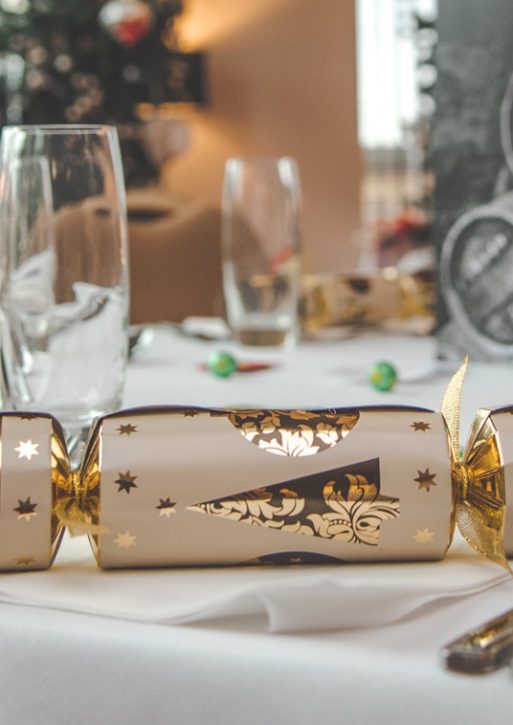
[
  {"x1": 0, "y1": 532, "x2": 508, "y2": 633},
  {"x1": 1, "y1": 327, "x2": 513, "y2": 725}
]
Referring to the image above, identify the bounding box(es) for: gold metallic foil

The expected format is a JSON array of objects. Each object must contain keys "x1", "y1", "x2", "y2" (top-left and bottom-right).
[
  {"x1": 301, "y1": 269, "x2": 434, "y2": 336},
  {"x1": 52, "y1": 423, "x2": 105, "y2": 538},
  {"x1": 442, "y1": 359, "x2": 509, "y2": 570}
]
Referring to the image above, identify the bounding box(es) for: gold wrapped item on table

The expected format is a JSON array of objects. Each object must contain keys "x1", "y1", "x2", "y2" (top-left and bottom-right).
[
  {"x1": 0, "y1": 362, "x2": 511, "y2": 571},
  {"x1": 0, "y1": 413, "x2": 65, "y2": 570},
  {"x1": 301, "y1": 268, "x2": 435, "y2": 337},
  {"x1": 78, "y1": 405, "x2": 450, "y2": 568}
]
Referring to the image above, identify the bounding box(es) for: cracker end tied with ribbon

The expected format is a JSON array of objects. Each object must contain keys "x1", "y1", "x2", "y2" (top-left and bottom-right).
[{"x1": 442, "y1": 357, "x2": 510, "y2": 571}]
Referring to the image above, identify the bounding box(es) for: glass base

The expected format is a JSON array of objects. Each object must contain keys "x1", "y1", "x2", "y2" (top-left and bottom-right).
[{"x1": 235, "y1": 327, "x2": 292, "y2": 347}]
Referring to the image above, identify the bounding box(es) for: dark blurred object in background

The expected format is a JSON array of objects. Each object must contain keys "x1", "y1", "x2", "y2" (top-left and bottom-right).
[
  {"x1": 0, "y1": 0, "x2": 205, "y2": 186},
  {"x1": 433, "y1": 0, "x2": 513, "y2": 360},
  {"x1": 375, "y1": 209, "x2": 432, "y2": 270}
]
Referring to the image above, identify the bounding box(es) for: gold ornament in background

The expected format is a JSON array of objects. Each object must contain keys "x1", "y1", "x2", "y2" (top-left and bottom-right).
[{"x1": 301, "y1": 268, "x2": 435, "y2": 338}]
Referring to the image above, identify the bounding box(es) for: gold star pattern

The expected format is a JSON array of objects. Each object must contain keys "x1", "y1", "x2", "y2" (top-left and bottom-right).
[
  {"x1": 114, "y1": 530, "x2": 137, "y2": 549},
  {"x1": 411, "y1": 421, "x2": 431, "y2": 432},
  {"x1": 114, "y1": 471, "x2": 138, "y2": 494},
  {"x1": 14, "y1": 554, "x2": 36, "y2": 566},
  {"x1": 414, "y1": 528, "x2": 435, "y2": 543},
  {"x1": 14, "y1": 440, "x2": 39, "y2": 461},
  {"x1": 414, "y1": 468, "x2": 437, "y2": 492},
  {"x1": 13, "y1": 497, "x2": 38, "y2": 522},
  {"x1": 117, "y1": 424, "x2": 138, "y2": 436},
  {"x1": 156, "y1": 498, "x2": 176, "y2": 517}
]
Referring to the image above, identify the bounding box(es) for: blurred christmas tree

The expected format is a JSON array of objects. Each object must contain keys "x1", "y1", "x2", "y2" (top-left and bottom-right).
[{"x1": 0, "y1": 0, "x2": 203, "y2": 185}]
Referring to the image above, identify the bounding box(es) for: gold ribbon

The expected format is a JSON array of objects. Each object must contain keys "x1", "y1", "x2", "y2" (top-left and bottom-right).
[
  {"x1": 51, "y1": 432, "x2": 109, "y2": 537},
  {"x1": 442, "y1": 358, "x2": 510, "y2": 570}
]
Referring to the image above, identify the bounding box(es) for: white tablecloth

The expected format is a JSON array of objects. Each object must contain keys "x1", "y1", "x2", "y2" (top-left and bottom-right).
[{"x1": 1, "y1": 327, "x2": 513, "y2": 725}]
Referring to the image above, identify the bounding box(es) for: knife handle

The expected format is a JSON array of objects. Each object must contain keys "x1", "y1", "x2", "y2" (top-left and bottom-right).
[{"x1": 441, "y1": 608, "x2": 513, "y2": 673}]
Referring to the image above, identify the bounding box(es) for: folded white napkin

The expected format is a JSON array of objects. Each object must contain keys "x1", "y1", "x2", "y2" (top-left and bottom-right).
[{"x1": 0, "y1": 533, "x2": 509, "y2": 633}]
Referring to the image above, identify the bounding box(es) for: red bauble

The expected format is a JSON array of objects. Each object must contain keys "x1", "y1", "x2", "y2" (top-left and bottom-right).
[
  {"x1": 114, "y1": 17, "x2": 152, "y2": 45},
  {"x1": 99, "y1": 0, "x2": 155, "y2": 47}
]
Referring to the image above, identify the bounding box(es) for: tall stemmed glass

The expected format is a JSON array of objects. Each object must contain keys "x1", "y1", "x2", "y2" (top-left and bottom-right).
[
  {"x1": 222, "y1": 157, "x2": 302, "y2": 348},
  {"x1": 0, "y1": 125, "x2": 129, "y2": 459}
]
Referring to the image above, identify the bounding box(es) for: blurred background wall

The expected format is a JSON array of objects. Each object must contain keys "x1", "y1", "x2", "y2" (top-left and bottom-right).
[
  {"x1": 0, "y1": 0, "x2": 436, "y2": 321},
  {"x1": 163, "y1": 0, "x2": 362, "y2": 272}
]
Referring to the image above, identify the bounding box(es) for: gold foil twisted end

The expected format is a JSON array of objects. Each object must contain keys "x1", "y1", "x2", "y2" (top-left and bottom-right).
[
  {"x1": 442, "y1": 359, "x2": 510, "y2": 570},
  {"x1": 453, "y1": 461, "x2": 470, "y2": 503},
  {"x1": 452, "y1": 456, "x2": 508, "y2": 569},
  {"x1": 51, "y1": 430, "x2": 109, "y2": 537}
]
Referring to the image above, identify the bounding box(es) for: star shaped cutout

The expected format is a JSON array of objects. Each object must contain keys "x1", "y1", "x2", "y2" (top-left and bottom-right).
[
  {"x1": 114, "y1": 471, "x2": 138, "y2": 494},
  {"x1": 117, "y1": 424, "x2": 138, "y2": 436},
  {"x1": 411, "y1": 421, "x2": 431, "y2": 432},
  {"x1": 414, "y1": 468, "x2": 437, "y2": 492},
  {"x1": 14, "y1": 554, "x2": 36, "y2": 566},
  {"x1": 13, "y1": 497, "x2": 38, "y2": 522},
  {"x1": 14, "y1": 440, "x2": 39, "y2": 461},
  {"x1": 114, "y1": 530, "x2": 137, "y2": 549},
  {"x1": 183, "y1": 410, "x2": 200, "y2": 417},
  {"x1": 414, "y1": 528, "x2": 435, "y2": 543},
  {"x1": 156, "y1": 497, "x2": 176, "y2": 517}
]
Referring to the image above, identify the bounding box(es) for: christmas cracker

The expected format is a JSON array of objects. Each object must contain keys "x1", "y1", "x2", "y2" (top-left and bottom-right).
[{"x1": 0, "y1": 362, "x2": 511, "y2": 571}]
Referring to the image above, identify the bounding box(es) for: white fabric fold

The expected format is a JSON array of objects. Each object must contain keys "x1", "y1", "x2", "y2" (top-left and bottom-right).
[
  {"x1": 258, "y1": 574, "x2": 508, "y2": 632},
  {"x1": 0, "y1": 533, "x2": 509, "y2": 633}
]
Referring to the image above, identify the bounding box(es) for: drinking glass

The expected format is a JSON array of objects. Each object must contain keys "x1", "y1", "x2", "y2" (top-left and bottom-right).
[
  {"x1": 0, "y1": 125, "x2": 129, "y2": 444},
  {"x1": 222, "y1": 156, "x2": 302, "y2": 348}
]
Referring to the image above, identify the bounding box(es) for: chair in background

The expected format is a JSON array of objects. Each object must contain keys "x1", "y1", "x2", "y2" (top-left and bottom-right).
[{"x1": 127, "y1": 188, "x2": 223, "y2": 324}]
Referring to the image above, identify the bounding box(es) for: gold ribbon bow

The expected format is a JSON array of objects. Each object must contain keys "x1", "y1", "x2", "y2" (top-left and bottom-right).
[{"x1": 442, "y1": 358, "x2": 510, "y2": 570}]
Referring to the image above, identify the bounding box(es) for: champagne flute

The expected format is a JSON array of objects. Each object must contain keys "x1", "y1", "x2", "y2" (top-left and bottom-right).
[
  {"x1": 222, "y1": 156, "x2": 302, "y2": 348},
  {"x1": 0, "y1": 125, "x2": 129, "y2": 460}
]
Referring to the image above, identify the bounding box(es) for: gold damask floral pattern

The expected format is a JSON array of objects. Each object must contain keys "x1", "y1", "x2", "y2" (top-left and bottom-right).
[
  {"x1": 225, "y1": 409, "x2": 360, "y2": 457},
  {"x1": 188, "y1": 457, "x2": 400, "y2": 546},
  {"x1": 307, "y1": 477, "x2": 400, "y2": 546}
]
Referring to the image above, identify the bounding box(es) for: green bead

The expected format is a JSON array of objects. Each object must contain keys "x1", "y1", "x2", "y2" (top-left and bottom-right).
[
  {"x1": 208, "y1": 351, "x2": 238, "y2": 378},
  {"x1": 369, "y1": 361, "x2": 397, "y2": 392}
]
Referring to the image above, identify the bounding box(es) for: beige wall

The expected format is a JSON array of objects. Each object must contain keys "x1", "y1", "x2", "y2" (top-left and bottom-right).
[{"x1": 163, "y1": 0, "x2": 361, "y2": 272}]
